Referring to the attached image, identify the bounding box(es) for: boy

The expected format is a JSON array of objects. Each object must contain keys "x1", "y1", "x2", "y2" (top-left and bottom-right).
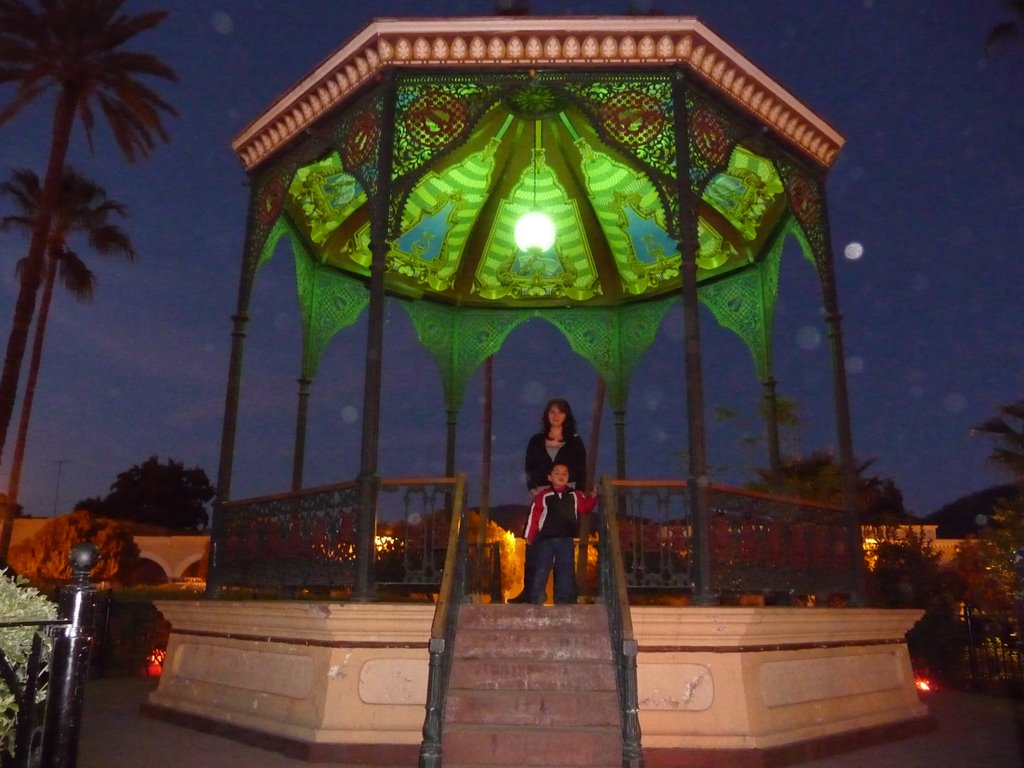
[{"x1": 521, "y1": 462, "x2": 597, "y2": 605}]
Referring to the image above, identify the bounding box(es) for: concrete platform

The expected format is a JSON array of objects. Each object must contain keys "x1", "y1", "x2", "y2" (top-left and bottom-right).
[{"x1": 77, "y1": 677, "x2": 1023, "y2": 768}]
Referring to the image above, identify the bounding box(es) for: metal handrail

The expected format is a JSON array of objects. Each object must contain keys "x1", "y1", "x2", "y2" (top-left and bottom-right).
[
  {"x1": 418, "y1": 474, "x2": 468, "y2": 768},
  {"x1": 599, "y1": 476, "x2": 644, "y2": 768}
]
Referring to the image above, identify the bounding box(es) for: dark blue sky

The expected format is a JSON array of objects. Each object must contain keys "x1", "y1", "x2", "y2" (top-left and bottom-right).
[{"x1": 1, "y1": 0, "x2": 1022, "y2": 520}]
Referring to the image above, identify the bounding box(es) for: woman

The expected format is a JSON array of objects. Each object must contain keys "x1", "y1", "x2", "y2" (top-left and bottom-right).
[
  {"x1": 511, "y1": 398, "x2": 587, "y2": 603},
  {"x1": 524, "y1": 398, "x2": 587, "y2": 496}
]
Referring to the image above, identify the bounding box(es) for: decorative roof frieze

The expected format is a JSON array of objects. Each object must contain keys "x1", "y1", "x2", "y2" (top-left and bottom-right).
[{"x1": 232, "y1": 17, "x2": 843, "y2": 171}]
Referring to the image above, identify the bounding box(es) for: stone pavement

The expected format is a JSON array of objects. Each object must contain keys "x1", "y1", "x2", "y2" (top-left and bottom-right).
[{"x1": 77, "y1": 677, "x2": 1023, "y2": 768}]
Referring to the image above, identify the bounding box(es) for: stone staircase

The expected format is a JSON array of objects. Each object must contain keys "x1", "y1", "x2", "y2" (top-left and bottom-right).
[{"x1": 442, "y1": 603, "x2": 623, "y2": 767}]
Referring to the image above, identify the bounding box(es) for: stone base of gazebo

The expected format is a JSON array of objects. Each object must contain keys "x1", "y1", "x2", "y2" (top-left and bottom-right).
[{"x1": 145, "y1": 602, "x2": 929, "y2": 766}]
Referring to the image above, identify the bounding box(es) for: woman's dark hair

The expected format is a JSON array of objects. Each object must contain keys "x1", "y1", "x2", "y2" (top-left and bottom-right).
[{"x1": 540, "y1": 398, "x2": 578, "y2": 437}]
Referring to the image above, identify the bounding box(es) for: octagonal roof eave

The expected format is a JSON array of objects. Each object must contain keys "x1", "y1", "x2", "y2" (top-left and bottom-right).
[{"x1": 231, "y1": 15, "x2": 845, "y2": 173}]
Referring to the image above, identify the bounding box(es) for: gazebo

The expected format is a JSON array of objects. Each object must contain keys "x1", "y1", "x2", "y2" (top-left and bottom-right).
[
  {"x1": 210, "y1": 14, "x2": 861, "y2": 601},
  {"x1": 148, "y1": 15, "x2": 928, "y2": 766}
]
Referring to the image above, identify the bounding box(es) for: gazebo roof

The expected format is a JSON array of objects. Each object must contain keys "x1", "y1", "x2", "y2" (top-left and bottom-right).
[
  {"x1": 229, "y1": 16, "x2": 846, "y2": 403},
  {"x1": 232, "y1": 16, "x2": 843, "y2": 171}
]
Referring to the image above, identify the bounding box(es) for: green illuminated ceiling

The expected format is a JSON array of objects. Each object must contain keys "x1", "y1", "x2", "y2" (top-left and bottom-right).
[{"x1": 280, "y1": 78, "x2": 789, "y2": 309}]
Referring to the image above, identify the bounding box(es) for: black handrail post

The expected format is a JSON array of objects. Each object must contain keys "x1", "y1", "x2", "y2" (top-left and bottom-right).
[
  {"x1": 1015, "y1": 547, "x2": 1024, "y2": 654},
  {"x1": 39, "y1": 542, "x2": 99, "y2": 768}
]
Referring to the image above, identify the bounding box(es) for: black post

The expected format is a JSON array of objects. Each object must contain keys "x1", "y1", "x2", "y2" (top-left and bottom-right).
[
  {"x1": 39, "y1": 543, "x2": 99, "y2": 768},
  {"x1": 1016, "y1": 547, "x2": 1024, "y2": 653}
]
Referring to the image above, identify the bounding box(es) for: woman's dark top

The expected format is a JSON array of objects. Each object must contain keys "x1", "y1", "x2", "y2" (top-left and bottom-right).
[{"x1": 524, "y1": 432, "x2": 587, "y2": 494}]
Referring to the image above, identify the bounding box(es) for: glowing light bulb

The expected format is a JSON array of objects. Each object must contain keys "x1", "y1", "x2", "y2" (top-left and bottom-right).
[{"x1": 514, "y1": 210, "x2": 556, "y2": 252}]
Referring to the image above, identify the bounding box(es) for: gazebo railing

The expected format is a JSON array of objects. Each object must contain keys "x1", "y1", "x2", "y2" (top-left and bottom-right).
[
  {"x1": 607, "y1": 479, "x2": 859, "y2": 604},
  {"x1": 209, "y1": 476, "x2": 465, "y2": 594},
  {"x1": 418, "y1": 475, "x2": 468, "y2": 768},
  {"x1": 596, "y1": 476, "x2": 644, "y2": 768}
]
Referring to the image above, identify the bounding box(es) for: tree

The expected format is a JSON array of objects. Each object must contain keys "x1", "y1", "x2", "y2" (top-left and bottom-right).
[
  {"x1": 972, "y1": 398, "x2": 1024, "y2": 482},
  {"x1": 955, "y1": 399, "x2": 1024, "y2": 629},
  {"x1": 82, "y1": 456, "x2": 215, "y2": 531},
  {"x1": 987, "y1": 1, "x2": 1024, "y2": 53},
  {"x1": 7, "y1": 509, "x2": 138, "y2": 586},
  {"x1": 0, "y1": 167, "x2": 134, "y2": 565},
  {"x1": 0, "y1": 0, "x2": 177, "y2": 473},
  {"x1": 747, "y1": 448, "x2": 908, "y2": 519},
  {"x1": 494, "y1": 0, "x2": 530, "y2": 14}
]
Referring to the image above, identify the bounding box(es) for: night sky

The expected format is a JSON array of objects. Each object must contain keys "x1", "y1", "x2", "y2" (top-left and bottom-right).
[{"x1": 1, "y1": 0, "x2": 1022, "y2": 521}]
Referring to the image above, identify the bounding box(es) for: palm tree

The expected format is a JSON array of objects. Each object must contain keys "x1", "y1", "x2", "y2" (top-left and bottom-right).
[
  {"x1": 0, "y1": 167, "x2": 134, "y2": 564},
  {"x1": 0, "y1": 0, "x2": 177, "y2": 471},
  {"x1": 972, "y1": 399, "x2": 1024, "y2": 482},
  {"x1": 988, "y1": 1, "x2": 1024, "y2": 52}
]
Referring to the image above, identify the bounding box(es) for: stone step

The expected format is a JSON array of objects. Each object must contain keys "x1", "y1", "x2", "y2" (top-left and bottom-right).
[
  {"x1": 442, "y1": 724, "x2": 622, "y2": 767},
  {"x1": 453, "y1": 628, "x2": 613, "y2": 661},
  {"x1": 445, "y1": 689, "x2": 621, "y2": 728},
  {"x1": 444, "y1": 601, "x2": 623, "y2": 767},
  {"x1": 457, "y1": 604, "x2": 609, "y2": 632},
  {"x1": 448, "y1": 657, "x2": 617, "y2": 692}
]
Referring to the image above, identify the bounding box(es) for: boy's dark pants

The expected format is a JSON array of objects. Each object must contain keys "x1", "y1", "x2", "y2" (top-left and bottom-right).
[{"x1": 527, "y1": 537, "x2": 576, "y2": 604}]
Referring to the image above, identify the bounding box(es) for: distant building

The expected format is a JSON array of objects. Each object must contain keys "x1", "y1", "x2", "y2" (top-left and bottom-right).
[{"x1": 5, "y1": 517, "x2": 208, "y2": 585}]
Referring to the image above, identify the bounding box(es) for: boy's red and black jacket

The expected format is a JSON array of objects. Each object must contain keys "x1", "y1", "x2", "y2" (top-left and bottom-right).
[{"x1": 523, "y1": 487, "x2": 597, "y2": 544}]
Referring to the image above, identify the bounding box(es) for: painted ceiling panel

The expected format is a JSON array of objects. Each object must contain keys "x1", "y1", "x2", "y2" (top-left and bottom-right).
[{"x1": 281, "y1": 79, "x2": 789, "y2": 309}]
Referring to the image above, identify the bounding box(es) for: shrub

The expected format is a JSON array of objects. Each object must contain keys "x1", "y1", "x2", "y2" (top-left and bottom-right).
[{"x1": 0, "y1": 569, "x2": 58, "y2": 758}]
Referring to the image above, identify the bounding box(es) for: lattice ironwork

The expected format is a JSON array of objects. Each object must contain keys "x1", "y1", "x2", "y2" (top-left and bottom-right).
[
  {"x1": 392, "y1": 75, "x2": 510, "y2": 182},
  {"x1": 698, "y1": 236, "x2": 784, "y2": 381},
  {"x1": 605, "y1": 480, "x2": 860, "y2": 601},
  {"x1": 402, "y1": 298, "x2": 674, "y2": 411},
  {"x1": 215, "y1": 482, "x2": 361, "y2": 589},
  {"x1": 540, "y1": 299, "x2": 675, "y2": 409},
  {"x1": 330, "y1": 88, "x2": 386, "y2": 203},
  {"x1": 402, "y1": 302, "x2": 527, "y2": 410},
  {"x1": 775, "y1": 158, "x2": 832, "y2": 290},
  {"x1": 613, "y1": 483, "x2": 693, "y2": 589},
  {"x1": 291, "y1": 226, "x2": 370, "y2": 379},
  {"x1": 376, "y1": 481, "x2": 456, "y2": 586},
  {"x1": 212, "y1": 478, "x2": 469, "y2": 592},
  {"x1": 561, "y1": 74, "x2": 676, "y2": 182},
  {"x1": 706, "y1": 485, "x2": 858, "y2": 600},
  {"x1": 686, "y1": 88, "x2": 742, "y2": 195}
]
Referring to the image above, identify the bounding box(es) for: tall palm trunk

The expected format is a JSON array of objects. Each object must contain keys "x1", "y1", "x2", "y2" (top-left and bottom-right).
[
  {"x1": 0, "y1": 93, "x2": 76, "y2": 566},
  {"x1": 8, "y1": 254, "x2": 59, "y2": 506},
  {"x1": 0, "y1": 91, "x2": 77, "y2": 467},
  {"x1": 0, "y1": 254, "x2": 58, "y2": 563}
]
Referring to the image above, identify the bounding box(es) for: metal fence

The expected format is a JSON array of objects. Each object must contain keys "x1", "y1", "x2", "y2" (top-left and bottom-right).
[
  {"x1": 210, "y1": 477, "x2": 461, "y2": 594},
  {"x1": 609, "y1": 480, "x2": 860, "y2": 603},
  {"x1": 0, "y1": 544, "x2": 100, "y2": 768}
]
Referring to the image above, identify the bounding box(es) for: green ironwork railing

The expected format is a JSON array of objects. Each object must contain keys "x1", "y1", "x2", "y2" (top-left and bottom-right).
[
  {"x1": 208, "y1": 476, "x2": 465, "y2": 595},
  {"x1": 609, "y1": 479, "x2": 860, "y2": 604},
  {"x1": 597, "y1": 476, "x2": 644, "y2": 768},
  {"x1": 418, "y1": 474, "x2": 468, "y2": 768}
]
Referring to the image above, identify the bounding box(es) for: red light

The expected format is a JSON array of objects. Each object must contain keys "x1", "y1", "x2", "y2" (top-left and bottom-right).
[
  {"x1": 914, "y1": 677, "x2": 932, "y2": 692},
  {"x1": 146, "y1": 648, "x2": 167, "y2": 677}
]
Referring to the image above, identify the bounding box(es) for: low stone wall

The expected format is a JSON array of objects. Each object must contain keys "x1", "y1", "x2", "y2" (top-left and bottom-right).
[
  {"x1": 146, "y1": 602, "x2": 432, "y2": 763},
  {"x1": 631, "y1": 606, "x2": 930, "y2": 764},
  {"x1": 146, "y1": 602, "x2": 928, "y2": 765}
]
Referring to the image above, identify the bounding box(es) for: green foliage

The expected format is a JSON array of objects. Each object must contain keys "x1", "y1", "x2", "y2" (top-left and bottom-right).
[
  {"x1": 863, "y1": 527, "x2": 968, "y2": 680},
  {"x1": 865, "y1": 526, "x2": 944, "y2": 608},
  {"x1": 951, "y1": 495, "x2": 1024, "y2": 615},
  {"x1": 747, "y1": 449, "x2": 907, "y2": 518},
  {"x1": 0, "y1": 569, "x2": 57, "y2": 757},
  {"x1": 7, "y1": 510, "x2": 138, "y2": 587},
  {"x1": 958, "y1": 398, "x2": 1024, "y2": 615},
  {"x1": 80, "y1": 455, "x2": 215, "y2": 531},
  {"x1": 972, "y1": 399, "x2": 1024, "y2": 480}
]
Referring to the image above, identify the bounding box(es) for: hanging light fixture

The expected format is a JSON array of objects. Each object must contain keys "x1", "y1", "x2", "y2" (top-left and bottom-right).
[{"x1": 514, "y1": 121, "x2": 556, "y2": 253}]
